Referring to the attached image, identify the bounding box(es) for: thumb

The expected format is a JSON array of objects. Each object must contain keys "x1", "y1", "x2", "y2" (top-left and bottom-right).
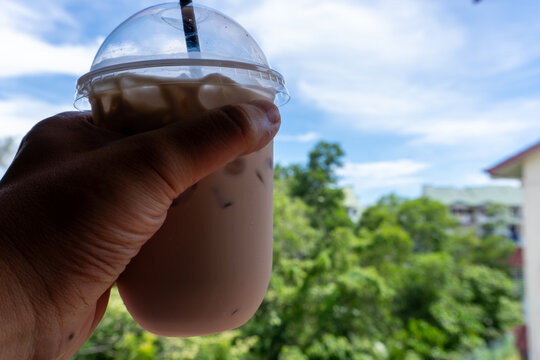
[{"x1": 107, "y1": 100, "x2": 281, "y2": 201}]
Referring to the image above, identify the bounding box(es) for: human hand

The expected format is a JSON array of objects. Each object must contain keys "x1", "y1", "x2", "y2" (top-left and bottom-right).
[{"x1": 0, "y1": 101, "x2": 280, "y2": 359}]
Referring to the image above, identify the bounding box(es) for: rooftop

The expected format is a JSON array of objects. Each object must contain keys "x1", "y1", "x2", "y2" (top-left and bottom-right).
[
  {"x1": 486, "y1": 140, "x2": 540, "y2": 179},
  {"x1": 423, "y1": 185, "x2": 522, "y2": 207}
]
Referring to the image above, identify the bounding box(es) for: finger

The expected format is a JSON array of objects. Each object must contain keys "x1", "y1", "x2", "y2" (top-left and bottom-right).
[
  {"x1": 109, "y1": 100, "x2": 281, "y2": 198},
  {"x1": 88, "y1": 287, "x2": 112, "y2": 334}
]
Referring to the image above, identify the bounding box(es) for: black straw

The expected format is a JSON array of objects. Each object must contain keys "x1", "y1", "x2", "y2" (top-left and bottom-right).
[{"x1": 180, "y1": 0, "x2": 201, "y2": 52}]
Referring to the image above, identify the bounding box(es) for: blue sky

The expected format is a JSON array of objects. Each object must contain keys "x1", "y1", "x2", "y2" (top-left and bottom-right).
[{"x1": 1, "y1": 0, "x2": 538, "y2": 204}]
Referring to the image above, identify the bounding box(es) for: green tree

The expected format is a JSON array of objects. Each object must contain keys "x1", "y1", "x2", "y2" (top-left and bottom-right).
[
  {"x1": 397, "y1": 198, "x2": 457, "y2": 253},
  {"x1": 481, "y1": 203, "x2": 512, "y2": 238},
  {"x1": 358, "y1": 194, "x2": 402, "y2": 232},
  {"x1": 76, "y1": 287, "x2": 160, "y2": 360},
  {"x1": 0, "y1": 137, "x2": 15, "y2": 168},
  {"x1": 360, "y1": 197, "x2": 521, "y2": 358},
  {"x1": 76, "y1": 142, "x2": 521, "y2": 360},
  {"x1": 284, "y1": 141, "x2": 352, "y2": 231}
]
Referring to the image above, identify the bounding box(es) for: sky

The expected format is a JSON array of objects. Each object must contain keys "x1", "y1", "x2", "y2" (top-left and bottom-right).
[{"x1": 0, "y1": 0, "x2": 538, "y2": 204}]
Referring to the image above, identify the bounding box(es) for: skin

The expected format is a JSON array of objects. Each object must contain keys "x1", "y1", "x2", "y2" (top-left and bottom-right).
[{"x1": 0, "y1": 101, "x2": 280, "y2": 359}]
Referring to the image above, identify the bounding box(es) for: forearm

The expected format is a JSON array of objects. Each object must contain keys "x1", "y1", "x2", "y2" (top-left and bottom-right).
[
  {"x1": 0, "y1": 210, "x2": 106, "y2": 360},
  {"x1": 0, "y1": 249, "x2": 38, "y2": 359},
  {"x1": 0, "y1": 201, "x2": 60, "y2": 360},
  {"x1": 0, "y1": 186, "x2": 105, "y2": 360}
]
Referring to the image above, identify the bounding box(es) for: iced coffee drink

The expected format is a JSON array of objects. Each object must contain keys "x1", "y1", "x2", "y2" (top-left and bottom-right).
[
  {"x1": 87, "y1": 73, "x2": 275, "y2": 335},
  {"x1": 89, "y1": 73, "x2": 275, "y2": 134},
  {"x1": 75, "y1": 2, "x2": 289, "y2": 337}
]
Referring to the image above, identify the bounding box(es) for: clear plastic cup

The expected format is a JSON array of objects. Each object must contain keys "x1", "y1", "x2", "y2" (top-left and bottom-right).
[{"x1": 75, "y1": 2, "x2": 289, "y2": 336}]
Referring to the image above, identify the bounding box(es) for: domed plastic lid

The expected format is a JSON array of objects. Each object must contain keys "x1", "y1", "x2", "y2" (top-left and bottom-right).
[{"x1": 75, "y1": 2, "x2": 289, "y2": 109}]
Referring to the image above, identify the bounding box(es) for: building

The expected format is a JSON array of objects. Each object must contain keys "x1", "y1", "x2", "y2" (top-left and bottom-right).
[
  {"x1": 424, "y1": 184, "x2": 526, "y2": 356},
  {"x1": 422, "y1": 185, "x2": 523, "y2": 244},
  {"x1": 343, "y1": 186, "x2": 363, "y2": 223},
  {"x1": 487, "y1": 140, "x2": 540, "y2": 360}
]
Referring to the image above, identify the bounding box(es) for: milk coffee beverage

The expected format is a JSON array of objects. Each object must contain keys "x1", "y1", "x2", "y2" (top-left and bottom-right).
[
  {"x1": 89, "y1": 73, "x2": 275, "y2": 133},
  {"x1": 88, "y1": 73, "x2": 275, "y2": 336}
]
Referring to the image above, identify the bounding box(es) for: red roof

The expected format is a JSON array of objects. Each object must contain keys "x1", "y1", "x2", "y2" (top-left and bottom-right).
[{"x1": 486, "y1": 140, "x2": 540, "y2": 179}]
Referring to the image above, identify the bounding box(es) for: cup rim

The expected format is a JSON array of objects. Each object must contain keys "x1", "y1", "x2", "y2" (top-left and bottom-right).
[
  {"x1": 74, "y1": 58, "x2": 290, "y2": 110},
  {"x1": 77, "y1": 58, "x2": 286, "y2": 89}
]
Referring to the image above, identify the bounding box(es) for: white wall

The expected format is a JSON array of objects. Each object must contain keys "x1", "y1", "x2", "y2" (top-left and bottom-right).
[{"x1": 523, "y1": 151, "x2": 540, "y2": 360}]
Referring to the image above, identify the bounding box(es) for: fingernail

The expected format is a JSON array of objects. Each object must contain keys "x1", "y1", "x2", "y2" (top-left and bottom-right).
[{"x1": 249, "y1": 100, "x2": 281, "y2": 124}]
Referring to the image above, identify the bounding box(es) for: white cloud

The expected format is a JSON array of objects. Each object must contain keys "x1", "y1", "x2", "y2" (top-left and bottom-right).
[
  {"x1": 2, "y1": 0, "x2": 539, "y2": 163},
  {"x1": 403, "y1": 98, "x2": 540, "y2": 153},
  {"x1": 277, "y1": 132, "x2": 320, "y2": 143},
  {"x1": 0, "y1": 28, "x2": 100, "y2": 77},
  {"x1": 0, "y1": 0, "x2": 77, "y2": 32},
  {"x1": 337, "y1": 159, "x2": 430, "y2": 190},
  {"x1": 0, "y1": 97, "x2": 73, "y2": 137},
  {"x1": 236, "y1": 0, "x2": 463, "y2": 69},
  {"x1": 298, "y1": 78, "x2": 463, "y2": 120},
  {"x1": 460, "y1": 172, "x2": 521, "y2": 188},
  {"x1": 406, "y1": 120, "x2": 532, "y2": 147},
  {"x1": 220, "y1": 0, "x2": 540, "y2": 148},
  {"x1": 0, "y1": 0, "x2": 100, "y2": 77},
  {"x1": 299, "y1": 74, "x2": 540, "y2": 151}
]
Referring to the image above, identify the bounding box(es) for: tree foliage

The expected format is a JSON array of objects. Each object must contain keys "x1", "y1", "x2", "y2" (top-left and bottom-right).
[
  {"x1": 281, "y1": 142, "x2": 352, "y2": 231},
  {"x1": 75, "y1": 142, "x2": 521, "y2": 360},
  {"x1": 0, "y1": 137, "x2": 15, "y2": 168}
]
